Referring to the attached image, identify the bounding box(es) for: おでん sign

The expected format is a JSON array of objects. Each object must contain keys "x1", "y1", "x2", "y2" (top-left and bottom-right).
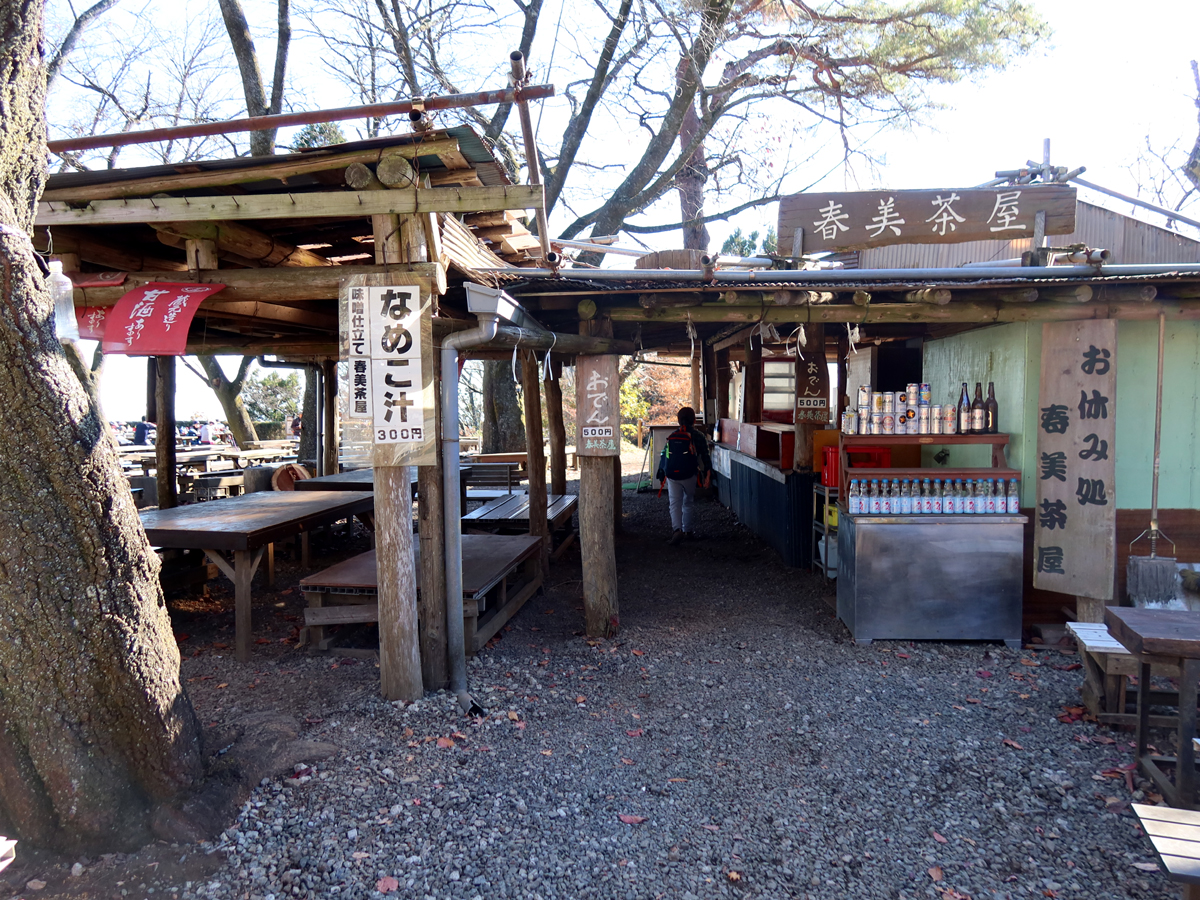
[
  {"x1": 576, "y1": 355, "x2": 620, "y2": 457},
  {"x1": 1033, "y1": 320, "x2": 1117, "y2": 600}
]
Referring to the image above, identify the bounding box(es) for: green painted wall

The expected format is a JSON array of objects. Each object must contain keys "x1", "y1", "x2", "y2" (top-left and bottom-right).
[{"x1": 921, "y1": 320, "x2": 1200, "y2": 509}]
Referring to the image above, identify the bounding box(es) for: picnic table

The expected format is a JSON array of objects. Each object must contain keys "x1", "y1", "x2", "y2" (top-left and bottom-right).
[
  {"x1": 1107, "y1": 607, "x2": 1200, "y2": 809},
  {"x1": 299, "y1": 534, "x2": 542, "y2": 654},
  {"x1": 462, "y1": 492, "x2": 577, "y2": 532},
  {"x1": 219, "y1": 447, "x2": 298, "y2": 468},
  {"x1": 296, "y1": 467, "x2": 479, "y2": 508},
  {"x1": 127, "y1": 448, "x2": 234, "y2": 476},
  {"x1": 140, "y1": 490, "x2": 374, "y2": 662}
]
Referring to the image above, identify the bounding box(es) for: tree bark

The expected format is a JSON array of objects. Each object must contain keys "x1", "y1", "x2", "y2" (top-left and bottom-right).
[
  {"x1": 0, "y1": 0, "x2": 203, "y2": 850},
  {"x1": 544, "y1": 362, "x2": 567, "y2": 495},
  {"x1": 217, "y1": 0, "x2": 290, "y2": 157},
  {"x1": 155, "y1": 355, "x2": 177, "y2": 509},
  {"x1": 197, "y1": 355, "x2": 258, "y2": 446},
  {"x1": 677, "y1": 100, "x2": 709, "y2": 252},
  {"x1": 481, "y1": 360, "x2": 526, "y2": 453},
  {"x1": 299, "y1": 366, "x2": 316, "y2": 464}
]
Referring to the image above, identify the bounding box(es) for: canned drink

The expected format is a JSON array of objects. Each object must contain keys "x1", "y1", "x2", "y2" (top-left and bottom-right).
[
  {"x1": 906, "y1": 408, "x2": 917, "y2": 422},
  {"x1": 882, "y1": 414, "x2": 895, "y2": 435},
  {"x1": 943, "y1": 404, "x2": 957, "y2": 435},
  {"x1": 895, "y1": 415, "x2": 907, "y2": 435},
  {"x1": 917, "y1": 407, "x2": 931, "y2": 434},
  {"x1": 857, "y1": 405, "x2": 871, "y2": 435},
  {"x1": 930, "y1": 405, "x2": 943, "y2": 434},
  {"x1": 897, "y1": 391, "x2": 908, "y2": 408},
  {"x1": 919, "y1": 383, "x2": 932, "y2": 406},
  {"x1": 871, "y1": 392, "x2": 884, "y2": 414},
  {"x1": 882, "y1": 392, "x2": 896, "y2": 414},
  {"x1": 870, "y1": 413, "x2": 883, "y2": 435},
  {"x1": 906, "y1": 383, "x2": 920, "y2": 403},
  {"x1": 841, "y1": 410, "x2": 857, "y2": 435},
  {"x1": 857, "y1": 385, "x2": 871, "y2": 408}
]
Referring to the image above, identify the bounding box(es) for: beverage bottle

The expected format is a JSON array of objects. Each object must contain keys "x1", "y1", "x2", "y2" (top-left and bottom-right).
[
  {"x1": 985, "y1": 478, "x2": 997, "y2": 514},
  {"x1": 869, "y1": 479, "x2": 881, "y2": 514},
  {"x1": 975, "y1": 478, "x2": 988, "y2": 514},
  {"x1": 892, "y1": 479, "x2": 901, "y2": 511},
  {"x1": 971, "y1": 382, "x2": 986, "y2": 434},
  {"x1": 932, "y1": 479, "x2": 943, "y2": 514},
  {"x1": 958, "y1": 383, "x2": 971, "y2": 434},
  {"x1": 995, "y1": 479, "x2": 1005, "y2": 513},
  {"x1": 881, "y1": 480, "x2": 891, "y2": 515},
  {"x1": 921, "y1": 478, "x2": 933, "y2": 514},
  {"x1": 900, "y1": 479, "x2": 911, "y2": 515},
  {"x1": 847, "y1": 479, "x2": 858, "y2": 514},
  {"x1": 48, "y1": 259, "x2": 79, "y2": 342},
  {"x1": 963, "y1": 479, "x2": 975, "y2": 514},
  {"x1": 944, "y1": 480, "x2": 957, "y2": 514},
  {"x1": 957, "y1": 479, "x2": 968, "y2": 514},
  {"x1": 986, "y1": 382, "x2": 999, "y2": 434},
  {"x1": 1007, "y1": 476, "x2": 1020, "y2": 514}
]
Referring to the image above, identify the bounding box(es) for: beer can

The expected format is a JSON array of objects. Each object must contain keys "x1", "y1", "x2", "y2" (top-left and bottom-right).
[
  {"x1": 857, "y1": 405, "x2": 870, "y2": 434},
  {"x1": 930, "y1": 405, "x2": 943, "y2": 434},
  {"x1": 870, "y1": 413, "x2": 883, "y2": 435},
  {"x1": 882, "y1": 413, "x2": 895, "y2": 435},
  {"x1": 882, "y1": 392, "x2": 896, "y2": 414},
  {"x1": 917, "y1": 406, "x2": 931, "y2": 434},
  {"x1": 871, "y1": 392, "x2": 884, "y2": 414},
  {"x1": 907, "y1": 407, "x2": 917, "y2": 421},
  {"x1": 897, "y1": 391, "x2": 908, "y2": 408},
  {"x1": 906, "y1": 383, "x2": 920, "y2": 403},
  {"x1": 943, "y1": 404, "x2": 957, "y2": 435},
  {"x1": 841, "y1": 410, "x2": 857, "y2": 435},
  {"x1": 919, "y1": 383, "x2": 932, "y2": 406},
  {"x1": 895, "y1": 415, "x2": 907, "y2": 435},
  {"x1": 857, "y1": 384, "x2": 871, "y2": 408}
]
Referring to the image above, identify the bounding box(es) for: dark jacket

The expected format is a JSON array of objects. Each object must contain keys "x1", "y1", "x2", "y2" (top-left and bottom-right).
[{"x1": 656, "y1": 426, "x2": 712, "y2": 482}]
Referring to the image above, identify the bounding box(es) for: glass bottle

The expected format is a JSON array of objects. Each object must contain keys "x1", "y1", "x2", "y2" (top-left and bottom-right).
[
  {"x1": 920, "y1": 478, "x2": 932, "y2": 514},
  {"x1": 1007, "y1": 476, "x2": 1020, "y2": 514},
  {"x1": 931, "y1": 478, "x2": 943, "y2": 515},
  {"x1": 899, "y1": 478, "x2": 912, "y2": 515},
  {"x1": 986, "y1": 382, "x2": 999, "y2": 434},
  {"x1": 950, "y1": 479, "x2": 962, "y2": 514},
  {"x1": 975, "y1": 478, "x2": 988, "y2": 514},
  {"x1": 971, "y1": 383, "x2": 986, "y2": 434},
  {"x1": 944, "y1": 479, "x2": 957, "y2": 514},
  {"x1": 48, "y1": 260, "x2": 79, "y2": 342},
  {"x1": 958, "y1": 382, "x2": 971, "y2": 434},
  {"x1": 985, "y1": 478, "x2": 997, "y2": 514},
  {"x1": 869, "y1": 479, "x2": 881, "y2": 515},
  {"x1": 883, "y1": 479, "x2": 894, "y2": 515},
  {"x1": 847, "y1": 479, "x2": 858, "y2": 514},
  {"x1": 963, "y1": 478, "x2": 975, "y2": 514}
]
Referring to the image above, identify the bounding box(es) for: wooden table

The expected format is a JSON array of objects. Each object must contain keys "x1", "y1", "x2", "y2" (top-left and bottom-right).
[
  {"x1": 1133, "y1": 802, "x2": 1200, "y2": 897},
  {"x1": 141, "y1": 490, "x2": 374, "y2": 661},
  {"x1": 1107, "y1": 607, "x2": 1200, "y2": 808},
  {"x1": 462, "y1": 492, "x2": 577, "y2": 532},
  {"x1": 299, "y1": 534, "x2": 542, "y2": 654},
  {"x1": 219, "y1": 448, "x2": 298, "y2": 468},
  {"x1": 296, "y1": 467, "x2": 475, "y2": 507}
]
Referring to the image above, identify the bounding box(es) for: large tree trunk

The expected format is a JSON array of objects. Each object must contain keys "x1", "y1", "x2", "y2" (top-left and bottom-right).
[
  {"x1": 197, "y1": 355, "x2": 258, "y2": 445},
  {"x1": 481, "y1": 360, "x2": 526, "y2": 453},
  {"x1": 298, "y1": 366, "x2": 317, "y2": 465},
  {"x1": 217, "y1": 0, "x2": 290, "y2": 157},
  {"x1": 677, "y1": 101, "x2": 709, "y2": 252},
  {"x1": 0, "y1": 0, "x2": 203, "y2": 850}
]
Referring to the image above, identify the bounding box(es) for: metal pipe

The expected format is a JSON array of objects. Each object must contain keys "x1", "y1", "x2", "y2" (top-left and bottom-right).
[
  {"x1": 959, "y1": 258, "x2": 1023, "y2": 268},
  {"x1": 1056, "y1": 248, "x2": 1111, "y2": 264},
  {"x1": 552, "y1": 238, "x2": 644, "y2": 257},
  {"x1": 714, "y1": 256, "x2": 773, "y2": 268},
  {"x1": 479, "y1": 262, "x2": 1200, "y2": 282},
  {"x1": 510, "y1": 51, "x2": 553, "y2": 261},
  {"x1": 48, "y1": 83, "x2": 556, "y2": 154},
  {"x1": 441, "y1": 314, "x2": 500, "y2": 714},
  {"x1": 1073, "y1": 177, "x2": 1200, "y2": 232},
  {"x1": 1150, "y1": 311, "x2": 1165, "y2": 553}
]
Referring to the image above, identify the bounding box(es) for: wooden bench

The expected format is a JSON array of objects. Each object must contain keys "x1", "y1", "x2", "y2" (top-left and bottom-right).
[
  {"x1": 1133, "y1": 803, "x2": 1200, "y2": 897},
  {"x1": 1068, "y1": 621, "x2": 1181, "y2": 727},
  {"x1": 298, "y1": 534, "x2": 542, "y2": 655},
  {"x1": 462, "y1": 461, "x2": 527, "y2": 492},
  {"x1": 462, "y1": 492, "x2": 578, "y2": 556},
  {"x1": 0, "y1": 836, "x2": 15, "y2": 874}
]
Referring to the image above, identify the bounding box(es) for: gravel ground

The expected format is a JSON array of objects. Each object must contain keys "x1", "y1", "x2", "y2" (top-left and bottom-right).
[{"x1": 6, "y1": 485, "x2": 1175, "y2": 900}]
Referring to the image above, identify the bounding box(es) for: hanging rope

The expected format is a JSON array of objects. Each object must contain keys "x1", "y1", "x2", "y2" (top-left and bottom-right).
[
  {"x1": 542, "y1": 332, "x2": 557, "y2": 382},
  {"x1": 686, "y1": 312, "x2": 698, "y2": 360},
  {"x1": 846, "y1": 322, "x2": 860, "y2": 356},
  {"x1": 511, "y1": 328, "x2": 525, "y2": 387}
]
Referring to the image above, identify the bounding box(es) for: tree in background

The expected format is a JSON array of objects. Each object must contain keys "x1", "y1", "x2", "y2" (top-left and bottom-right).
[
  {"x1": 242, "y1": 368, "x2": 303, "y2": 422},
  {"x1": 292, "y1": 120, "x2": 346, "y2": 149},
  {"x1": 217, "y1": 0, "x2": 291, "y2": 157},
  {"x1": 720, "y1": 226, "x2": 776, "y2": 257},
  {"x1": 187, "y1": 356, "x2": 258, "y2": 445}
]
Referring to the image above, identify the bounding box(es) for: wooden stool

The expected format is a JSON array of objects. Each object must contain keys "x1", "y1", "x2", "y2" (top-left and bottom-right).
[
  {"x1": 1133, "y1": 803, "x2": 1200, "y2": 897},
  {"x1": 1068, "y1": 621, "x2": 1180, "y2": 726}
]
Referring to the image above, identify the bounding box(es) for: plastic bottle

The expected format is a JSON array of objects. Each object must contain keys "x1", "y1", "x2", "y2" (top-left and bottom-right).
[
  {"x1": 931, "y1": 479, "x2": 943, "y2": 515},
  {"x1": 48, "y1": 260, "x2": 79, "y2": 342},
  {"x1": 963, "y1": 479, "x2": 975, "y2": 515},
  {"x1": 869, "y1": 479, "x2": 881, "y2": 515},
  {"x1": 975, "y1": 479, "x2": 988, "y2": 514},
  {"x1": 985, "y1": 478, "x2": 997, "y2": 514},
  {"x1": 1007, "y1": 476, "x2": 1020, "y2": 514},
  {"x1": 899, "y1": 479, "x2": 911, "y2": 515}
]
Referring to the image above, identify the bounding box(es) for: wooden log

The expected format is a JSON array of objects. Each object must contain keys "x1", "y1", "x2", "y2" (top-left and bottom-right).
[
  {"x1": 904, "y1": 288, "x2": 952, "y2": 305},
  {"x1": 155, "y1": 221, "x2": 333, "y2": 267},
  {"x1": 375, "y1": 466, "x2": 423, "y2": 701},
  {"x1": 852, "y1": 290, "x2": 872, "y2": 307},
  {"x1": 344, "y1": 162, "x2": 384, "y2": 191},
  {"x1": 545, "y1": 361, "x2": 567, "y2": 495},
  {"x1": 580, "y1": 456, "x2": 618, "y2": 637},
  {"x1": 1094, "y1": 284, "x2": 1157, "y2": 303},
  {"x1": 41, "y1": 140, "x2": 463, "y2": 201},
  {"x1": 37, "y1": 184, "x2": 546, "y2": 227},
  {"x1": 155, "y1": 355, "x2": 177, "y2": 509},
  {"x1": 417, "y1": 349, "x2": 447, "y2": 692},
  {"x1": 577, "y1": 298, "x2": 597, "y2": 320},
  {"x1": 982, "y1": 288, "x2": 1039, "y2": 303},
  {"x1": 521, "y1": 351, "x2": 551, "y2": 578},
  {"x1": 1039, "y1": 284, "x2": 1093, "y2": 303},
  {"x1": 723, "y1": 290, "x2": 764, "y2": 305},
  {"x1": 157, "y1": 230, "x2": 261, "y2": 268},
  {"x1": 793, "y1": 324, "x2": 825, "y2": 470},
  {"x1": 377, "y1": 152, "x2": 418, "y2": 189},
  {"x1": 33, "y1": 226, "x2": 187, "y2": 271},
  {"x1": 639, "y1": 292, "x2": 696, "y2": 309},
  {"x1": 322, "y1": 358, "x2": 338, "y2": 475},
  {"x1": 186, "y1": 237, "x2": 218, "y2": 271}
]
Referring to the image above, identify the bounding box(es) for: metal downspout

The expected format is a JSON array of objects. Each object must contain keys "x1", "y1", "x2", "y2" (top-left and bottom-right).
[{"x1": 441, "y1": 314, "x2": 499, "y2": 714}]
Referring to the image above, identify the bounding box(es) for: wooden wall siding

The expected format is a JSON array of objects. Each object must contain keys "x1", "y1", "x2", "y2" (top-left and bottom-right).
[
  {"x1": 858, "y1": 201, "x2": 1200, "y2": 269},
  {"x1": 1021, "y1": 508, "x2": 1200, "y2": 626}
]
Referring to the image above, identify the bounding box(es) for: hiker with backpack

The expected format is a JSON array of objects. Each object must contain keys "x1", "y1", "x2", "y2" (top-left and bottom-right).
[{"x1": 656, "y1": 406, "x2": 712, "y2": 545}]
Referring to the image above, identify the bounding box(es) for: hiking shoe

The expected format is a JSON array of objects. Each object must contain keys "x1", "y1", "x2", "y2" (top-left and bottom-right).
[
  {"x1": 667, "y1": 529, "x2": 683, "y2": 546},
  {"x1": 684, "y1": 531, "x2": 699, "y2": 541}
]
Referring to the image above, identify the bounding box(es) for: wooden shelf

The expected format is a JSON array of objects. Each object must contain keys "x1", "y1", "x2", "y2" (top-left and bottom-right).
[
  {"x1": 838, "y1": 432, "x2": 1013, "y2": 489},
  {"x1": 847, "y1": 467, "x2": 1020, "y2": 480},
  {"x1": 841, "y1": 433, "x2": 1009, "y2": 446}
]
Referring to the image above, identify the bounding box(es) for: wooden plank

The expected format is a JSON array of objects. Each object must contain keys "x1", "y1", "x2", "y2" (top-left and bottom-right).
[
  {"x1": 203, "y1": 301, "x2": 337, "y2": 330},
  {"x1": 41, "y1": 140, "x2": 464, "y2": 201},
  {"x1": 33, "y1": 226, "x2": 187, "y2": 271},
  {"x1": 1033, "y1": 320, "x2": 1117, "y2": 603},
  {"x1": 154, "y1": 221, "x2": 333, "y2": 267},
  {"x1": 37, "y1": 185, "x2": 545, "y2": 227},
  {"x1": 1135, "y1": 803, "x2": 1200, "y2": 826},
  {"x1": 305, "y1": 604, "x2": 380, "y2": 626},
  {"x1": 546, "y1": 361, "x2": 567, "y2": 494},
  {"x1": 472, "y1": 573, "x2": 542, "y2": 652},
  {"x1": 1107, "y1": 608, "x2": 1200, "y2": 659},
  {"x1": 375, "y1": 466, "x2": 422, "y2": 701}
]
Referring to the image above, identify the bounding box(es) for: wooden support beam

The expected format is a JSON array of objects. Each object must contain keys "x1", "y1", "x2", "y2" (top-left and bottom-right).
[
  {"x1": 155, "y1": 355, "x2": 177, "y2": 509},
  {"x1": 37, "y1": 184, "x2": 546, "y2": 227},
  {"x1": 716, "y1": 347, "x2": 731, "y2": 420},
  {"x1": 1039, "y1": 284, "x2": 1093, "y2": 303},
  {"x1": 156, "y1": 220, "x2": 333, "y2": 267},
  {"x1": 377, "y1": 153, "x2": 418, "y2": 188},
  {"x1": 1093, "y1": 284, "x2": 1157, "y2": 303},
  {"x1": 418, "y1": 349, "x2": 447, "y2": 692},
  {"x1": 904, "y1": 288, "x2": 952, "y2": 305},
  {"x1": 545, "y1": 361, "x2": 567, "y2": 495},
  {"x1": 852, "y1": 290, "x2": 872, "y2": 307},
  {"x1": 579, "y1": 318, "x2": 618, "y2": 637},
  {"x1": 981, "y1": 288, "x2": 1039, "y2": 303},
  {"x1": 712, "y1": 323, "x2": 759, "y2": 352},
  {"x1": 322, "y1": 358, "x2": 338, "y2": 474},
  {"x1": 722, "y1": 290, "x2": 763, "y2": 305},
  {"x1": 774, "y1": 290, "x2": 835, "y2": 305},
  {"x1": 344, "y1": 162, "x2": 385, "y2": 191},
  {"x1": 744, "y1": 337, "x2": 763, "y2": 423},
  {"x1": 41, "y1": 140, "x2": 464, "y2": 202},
  {"x1": 186, "y1": 238, "x2": 219, "y2": 271},
  {"x1": 376, "y1": 467, "x2": 423, "y2": 701},
  {"x1": 33, "y1": 226, "x2": 187, "y2": 271},
  {"x1": 202, "y1": 301, "x2": 337, "y2": 331},
  {"x1": 521, "y1": 351, "x2": 551, "y2": 578},
  {"x1": 793, "y1": 325, "x2": 825, "y2": 470}
]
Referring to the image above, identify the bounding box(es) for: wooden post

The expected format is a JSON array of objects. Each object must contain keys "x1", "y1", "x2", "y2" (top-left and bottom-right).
[
  {"x1": 743, "y1": 338, "x2": 763, "y2": 422},
  {"x1": 1076, "y1": 596, "x2": 1106, "y2": 623},
  {"x1": 716, "y1": 348, "x2": 730, "y2": 420},
  {"x1": 521, "y1": 350, "x2": 550, "y2": 577},
  {"x1": 154, "y1": 355, "x2": 177, "y2": 509},
  {"x1": 690, "y1": 355, "x2": 702, "y2": 412},
  {"x1": 417, "y1": 350, "x2": 447, "y2": 691},
  {"x1": 321, "y1": 358, "x2": 338, "y2": 474},
  {"x1": 703, "y1": 341, "x2": 718, "y2": 424},
  {"x1": 545, "y1": 359, "x2": 567, "y2": 495},
  {"x1": 376, "y1": 466, "x2": 423, "y2": 700},
  {"x1": 835, "y1": 332, "x2": 849, "y2": 424},
  {"x1": 613, "y1": 455, "x2": 623, "y2": 533},
  {"x1": 578, "y1": 319, "x2": 619, "y2": 637},
  {"x1": 793, "y1": 323, "x2": 826, "y2": 470}
]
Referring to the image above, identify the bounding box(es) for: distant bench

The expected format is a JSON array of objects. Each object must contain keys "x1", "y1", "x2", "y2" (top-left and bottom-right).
[{"x1": 1133, "y1": 803, "x2": 1200, "y2": 898}]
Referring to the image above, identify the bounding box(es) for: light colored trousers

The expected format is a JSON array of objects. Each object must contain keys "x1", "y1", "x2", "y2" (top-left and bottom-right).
[{"x1": 667, "y1": 476, "x2": 696, "y2": 532}]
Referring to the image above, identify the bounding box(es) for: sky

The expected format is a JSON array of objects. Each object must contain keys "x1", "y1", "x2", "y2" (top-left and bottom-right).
[{"x1": 50, "y1": 0, "x2": 1200, "y2": 421}]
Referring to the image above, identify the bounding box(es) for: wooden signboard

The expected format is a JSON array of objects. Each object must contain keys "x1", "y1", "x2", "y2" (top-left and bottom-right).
[
  {"x1": 793, "y1": 351, "x2": 830, "y2": 424},
  {"x1": 1033, "y1": 320, "x2": 1117, "y2": 600},
  {"x1": 576, "y1": 355, "x2": 620, "y2": 457},
  {"x1": 778, "y1": 185, "x2": 1076, "y2": 254}
]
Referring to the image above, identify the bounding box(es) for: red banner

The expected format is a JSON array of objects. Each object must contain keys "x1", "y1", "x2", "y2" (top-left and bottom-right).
[
  {"x1": 101, "y1": 283, "x2": 224, "y2": 355},
  {"x1": 75, "y1": 305, "x2": 109, "y2": 341}
]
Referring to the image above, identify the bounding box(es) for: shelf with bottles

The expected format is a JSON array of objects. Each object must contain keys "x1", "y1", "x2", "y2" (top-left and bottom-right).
[
  {"x1": 843, "y1": 474, "x2": 1021, "y2": 518},
  {"x1": 838, "y1": 432, "x2": 1012, "y2": 488}
]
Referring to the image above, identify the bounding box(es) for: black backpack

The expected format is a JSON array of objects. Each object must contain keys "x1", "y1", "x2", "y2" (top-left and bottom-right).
[{"x1": 661, "y1": 427, "x2": 699, "y2": 480}]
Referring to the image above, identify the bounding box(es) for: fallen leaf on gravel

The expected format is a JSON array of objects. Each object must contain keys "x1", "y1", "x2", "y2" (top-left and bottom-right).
[
  {"x1": 668, "y1": 778, "x2": 688, "y2": 782},
  {"x1": 618, "y1": 814, "x2": 647, "y2": 824},
  {"x1": 175, "y1": 632, "x2": 190, "y2": 642},
  {"x1": 452, "y1": 731, "x2": 467, "y2": 739},
  {"x1": 1093, "y1": 735, "x2": 1115, "y2": 744},
  {"x1": 965, "y1": 697, "x2": 980, "y2": 704},
  {"x1": 727, "y1": 871, "x2": 742, "y2": 882},
  {"x1": 254, "y1": 638, "x2": 271, "y2": 645},
  {"x1": 620, "y1": 758, "x2": 634, "y2": 765},
  {"x1": 1053, "y1": 663, "x2": 1082, "y2": 671},
  {"x1": 1132, "y1": 862, "x2": 1160, "y2": 871},
  {"x1": 541, "y1": 749, "x2": 553, "y2": 756},
  {"x1": 896, "y1": 652, "x2": 910, "y2": 659},
  {"x1": 376, "y1": 876, "x2": 399, "y2": 892},
  {"x1": 700, "y1": 824, "x2": 719, "y2": 832},
  {"x1": 543, "y1": 609, "x2": 555, "y2": 614},
  {"x1": 626, "y1": 728, "x2": 644, "y2": 737},
  {"x1": 928, "y1": 866, "x2": 943, "y2": 882},
  {"x1": 576, "y1": 696, "x2": 586, "y2": 704},
  {"x1": 632, "y1": 649, "x2": 645, "y2": 656},
  {"x1": 931, "y1": 831, "x2": 948, "y2": 843},
  {"x1": 1002, "y1": 739, "x2": 1024, "y2": 750},
  {"x1": 976, "y1": 669, "x2": 993, "y2": 678},
  {"x1": 435, "y1": 737, "x2": 455, "y2": 749},
  {"x1": 1019, "y1": 693, "x2": 1031, "y2": 699},
  {"x1": 1020, "y1": 658, "x2": 1040, "y2": 667},
  {"x1": 26, "y1": 880, "x2": 46, "y2": 891},
  {"x1": 216, "y1": 683, "x2": 228, "y2": 689},
  {"x1": 352, "y1": 852, "x2": 370, "y2": 859},
  {"x1": 1043, "y1": 890, "x2": 1059, "y2": 898},
  {"x1": 507, "y1": 711, "x2": 520, "y2": 721},
  {"x1": 952, "y1": 705, "x2": 966, "y2": 711}
]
